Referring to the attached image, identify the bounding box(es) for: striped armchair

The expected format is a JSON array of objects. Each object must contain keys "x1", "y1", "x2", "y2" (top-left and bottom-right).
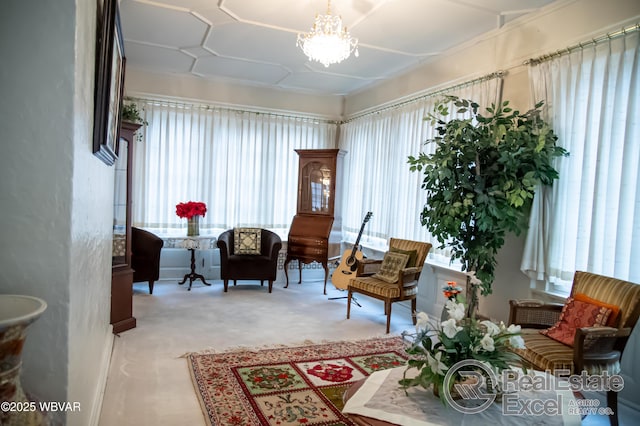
[
  {"x1": 509, "y1": 271, "x2": 640, "y2": 426},
  {"x1": 346, "y1": 238, "x2": 432, "y2": 334}
]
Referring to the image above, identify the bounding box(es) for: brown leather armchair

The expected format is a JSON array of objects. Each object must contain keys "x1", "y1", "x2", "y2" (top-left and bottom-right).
[
  {"x1": 131, "y1": 227, "x2": 164, "y2": 294},
  {"x1": 217, "y1": 229, "x2": 282, "y2": 293}
]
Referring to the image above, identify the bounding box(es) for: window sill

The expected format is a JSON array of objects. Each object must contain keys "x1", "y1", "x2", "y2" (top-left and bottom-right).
[{"x1": 531, "y1": 288, "x2": 568, "y2": 304}]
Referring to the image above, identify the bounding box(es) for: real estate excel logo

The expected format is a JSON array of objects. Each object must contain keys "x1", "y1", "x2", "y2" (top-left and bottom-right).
[
  {"x1": 442, "y1": 359, "x2": 622, "y2": 417},
  {"x1": 442, "y1": 359, "x2": 498, "y2": 414}
]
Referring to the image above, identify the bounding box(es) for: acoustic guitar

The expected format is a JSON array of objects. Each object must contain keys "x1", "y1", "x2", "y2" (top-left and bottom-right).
[{"x1": 332, "y1": 212, "x2": 373, "y2": 290}]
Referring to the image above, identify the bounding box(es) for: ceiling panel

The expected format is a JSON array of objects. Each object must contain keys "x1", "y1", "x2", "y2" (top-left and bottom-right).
[
  {"x1": 120, "y1": 0, "x2": 559, "y2": 96},
  {"x1": 124, "y1": 42, "x2": 195, "y2": 73},
  {"x1": 193, "y1": 56, "x2": 291, "y2": 85},
  {"x1": 120, "y1": 0, "x2": 209, "y2": 48}
]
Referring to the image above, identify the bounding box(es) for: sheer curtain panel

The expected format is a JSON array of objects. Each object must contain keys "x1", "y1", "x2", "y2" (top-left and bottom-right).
[
  {"x1": 338, "y1": 77, "x2": 502, "y2": 262},
  {"x1": 522, "y1": 30, "x2": 640, "y2": 292},
  {"x1": 130, "y1": 100, "x2": 336, "y2": 236}
]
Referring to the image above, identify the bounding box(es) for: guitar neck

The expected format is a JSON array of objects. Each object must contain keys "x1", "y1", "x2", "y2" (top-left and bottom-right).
[{"x1": 350, "y1": 223, "x2": 367, "y2": 255}]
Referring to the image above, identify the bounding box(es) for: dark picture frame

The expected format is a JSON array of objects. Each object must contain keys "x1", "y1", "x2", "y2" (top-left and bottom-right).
[{"x1": 93, "y1": 0, "x2": 126, "y2": 166}]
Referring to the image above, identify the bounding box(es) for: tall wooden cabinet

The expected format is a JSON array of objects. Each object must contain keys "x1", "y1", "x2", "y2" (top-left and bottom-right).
[
  {"x1": 111, "y1": 121, "x2": 141, "y2": 334},
  {"x1": 284, "y1": 149, "x2": 343, "y2": 294}
]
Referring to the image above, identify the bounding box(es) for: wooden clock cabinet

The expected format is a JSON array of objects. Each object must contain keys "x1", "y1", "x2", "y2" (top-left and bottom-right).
[
  {"x1": 284, "y1": 149, "x2": 343, "y2": 294},
  {"x1": 111, "y1": 121, "x2": 141, "y2": 333}
]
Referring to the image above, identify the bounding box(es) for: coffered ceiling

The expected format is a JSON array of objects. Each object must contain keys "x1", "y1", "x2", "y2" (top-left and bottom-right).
[{"x1": 119, "y1": 0, "x2": 558, "y2": 96}]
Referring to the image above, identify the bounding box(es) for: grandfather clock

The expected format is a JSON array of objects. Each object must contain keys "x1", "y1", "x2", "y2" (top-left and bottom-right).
[{"x1": 284, "y1": 149, "x2": 343, "y2": 294}]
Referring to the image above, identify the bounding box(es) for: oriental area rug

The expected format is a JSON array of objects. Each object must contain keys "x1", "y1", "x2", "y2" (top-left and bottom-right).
[{"x1": 187, "y1": 336, "x2": 408, "y2": 426}]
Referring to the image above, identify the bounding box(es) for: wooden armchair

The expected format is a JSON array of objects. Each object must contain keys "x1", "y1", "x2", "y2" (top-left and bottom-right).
[
  {"x1": 509, "y1": 271, "x2": 640, "y2": 426},
  {"x1": 346, "y1": 238, "x2": 432, "y2": 333}
]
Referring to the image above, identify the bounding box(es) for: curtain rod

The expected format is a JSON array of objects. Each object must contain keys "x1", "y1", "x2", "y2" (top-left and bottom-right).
[
  {"x1": 524, "y1": 22, "x2": 640, "y2": 66},
  {"x1": 126, "y1": 95, "x2": 341, "y2": 125},
  {"x1": 341, "y1": 70, "x2": 506, "y2": 124}
]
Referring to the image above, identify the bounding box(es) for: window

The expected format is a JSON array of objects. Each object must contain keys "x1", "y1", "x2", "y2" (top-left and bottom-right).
[
  {"x1": 130, "y1": 100, "x2": 336, "y2": 236},
  {"x1": 338, "y1": 77, "x2": 503, "y2": 264},
  {"x1": 522, "y1": 31, "x2": 640, "y2": 293}
]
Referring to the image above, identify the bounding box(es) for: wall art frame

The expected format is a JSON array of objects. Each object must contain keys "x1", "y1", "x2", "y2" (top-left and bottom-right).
[{"x1": 92, "y1": 0, "x2": 126, "y2": 166}]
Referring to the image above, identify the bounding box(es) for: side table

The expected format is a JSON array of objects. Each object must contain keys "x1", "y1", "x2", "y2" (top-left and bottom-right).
[{"x1": 174, "y1": 237, "x2": 214, "y2": 290}]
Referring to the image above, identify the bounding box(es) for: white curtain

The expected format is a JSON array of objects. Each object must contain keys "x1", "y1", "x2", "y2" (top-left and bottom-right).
[
  {"x1": 131, "y1": 100, "x2": 336, "y2": 236},
  {"x1": 522, "y1": 31, "x2": 640, "y2": 292},
  {"x1": 338, "y1": 77, "x2": 502, "y2": 261}
]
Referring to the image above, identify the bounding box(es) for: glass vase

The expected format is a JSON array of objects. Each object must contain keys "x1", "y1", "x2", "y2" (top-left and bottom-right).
[{"x1": 187, "y1": 215, "x2": 200, "y2": 236}]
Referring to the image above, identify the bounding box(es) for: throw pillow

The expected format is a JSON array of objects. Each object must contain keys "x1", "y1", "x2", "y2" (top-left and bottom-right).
[
  {"x1": 373, "y1": 252, "x2": 410, "y2": 283},
  {"x1": 390, "y1": 247, "x2": 418, "y2": 268},
  {"x1": 233, "y1": 228, "x2": 262, "y2": 255},
  {"x1": 540, "y1": 297, "x2": 612, "y2": 347},
  {"x1": 573, "y1": 292, "x2": 620, "y2": 327}
]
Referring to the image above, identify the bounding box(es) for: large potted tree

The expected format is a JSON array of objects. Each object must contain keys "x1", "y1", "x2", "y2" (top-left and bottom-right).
[{"x1": 408, "y1": 96, "x2": 567, "y2": 316}]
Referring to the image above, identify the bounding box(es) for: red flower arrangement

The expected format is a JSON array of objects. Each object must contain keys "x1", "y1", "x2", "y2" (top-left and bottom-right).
[
  {"x1": 442, "y1": 281, "x2": 462, "y2": 300},
  {"x1": 175, "y1": 201, "x2": 207, "y2": 219}
]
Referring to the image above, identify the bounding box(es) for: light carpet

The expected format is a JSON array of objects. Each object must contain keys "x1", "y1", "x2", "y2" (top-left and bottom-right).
[{"x1": 187, "y1": 336, "x2": 407, "y2": 426}]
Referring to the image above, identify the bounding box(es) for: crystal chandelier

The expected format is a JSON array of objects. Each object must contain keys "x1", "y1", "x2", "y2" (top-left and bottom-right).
[{"x1": 296, "y1": 0, "x2": 359, "y2": 67}]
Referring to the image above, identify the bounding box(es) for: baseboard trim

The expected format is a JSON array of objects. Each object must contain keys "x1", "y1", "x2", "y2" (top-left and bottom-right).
[{"x1": 87, "y1": 326, "x2": 115, "y2": 426}]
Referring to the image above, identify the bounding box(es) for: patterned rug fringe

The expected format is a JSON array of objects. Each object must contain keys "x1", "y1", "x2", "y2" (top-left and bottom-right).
[{"x1": 178, "y1": 333, "x2": 402, "y2": 358}]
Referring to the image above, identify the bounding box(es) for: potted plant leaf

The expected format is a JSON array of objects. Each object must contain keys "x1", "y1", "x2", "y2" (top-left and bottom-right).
[
  {"x1": 121, "y1": 99, "x2": 148, "y2": 141},
  {"x1": 408, "y1": 95, "x2": 568, "y2": 316}
]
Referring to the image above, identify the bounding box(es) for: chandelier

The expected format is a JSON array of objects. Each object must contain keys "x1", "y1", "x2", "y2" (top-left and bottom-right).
[{"x1": 296, "y1": 0, "x2": 359, "y2": 67}]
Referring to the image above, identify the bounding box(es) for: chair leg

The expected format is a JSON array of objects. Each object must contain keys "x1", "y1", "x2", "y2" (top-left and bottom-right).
[
  {"x1": 268, "y1": 280, "x2": 273, "y2": 293},
  {"x1": 607, "y1": 390, "x2": 618, "y2": 426},
  {"x1": 284, "y1": 258, "x2": 291, "y2": 288},
  {"x1": 148, "y1": 280, "x2": 155, "y2": 295},
  {"x1": 347, "y1": 290, "x2": 352, "y2": 319},
  {"x1": 223, "y1": 280, "x2": 229, "y2": 292},
  {"x1": 233, "y1": 280, "x2": 237, "y2": 286},
  {"x1": 261, "y1": 280, "x2": 264, "y2": 287},
  {"x1": 385, "y1": 300, "x2": 392, "y2": 334},
  {"x1": 411, "y1": 299, "x2": 417, "y2": 325}
]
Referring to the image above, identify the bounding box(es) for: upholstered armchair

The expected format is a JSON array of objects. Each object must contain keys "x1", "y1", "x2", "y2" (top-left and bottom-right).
[
  {"x1": 346, "y1": 238, "x2": 432, "y2": 333},
  {"x1": 509, "y1": 271, "x2": 640, "y2": 426},
  {"x1": 131, "y1": 227, "x2": 164, "y2": 294},
  {"x1": 217, "y1": 228, "x2": 282, "y2": 293}
]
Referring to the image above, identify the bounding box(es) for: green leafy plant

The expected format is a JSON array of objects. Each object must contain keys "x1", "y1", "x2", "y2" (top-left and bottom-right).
[
  {"x1": 121, "y1": 101, "x2": 148, "y2": 126},
  {"x1": 408, "y1": 95, "x2": 568, "y2": 297}
]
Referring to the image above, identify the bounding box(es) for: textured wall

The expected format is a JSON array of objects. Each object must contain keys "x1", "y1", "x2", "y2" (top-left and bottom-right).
[
  {"x1": 67, "y1": 0, "x2": 116, "y2": 425},
  {"x1": 0, "y1": 1, "x2": 114, "y2": 425}
]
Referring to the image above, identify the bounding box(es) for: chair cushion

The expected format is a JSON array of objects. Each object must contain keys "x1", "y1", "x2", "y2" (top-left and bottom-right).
[
  {"x1": 540, "y1": 297, "x2": 612, "y2": 346},
  {"x1": 513, "y1": 330, "x2": 621, "y2": 375},
  {"x1": 372, "y1": 251, "x2": 409, "y2": 283},
  {"x1": 390, "y1": 247, "x2": 418, "y2": 267},
  {"x1": 514, "y1": 330, "x2": 575, "y2": 373},
  {"x1": 234, "y1": 228, "x2": 262, "y2": 255},
  {"x1": 573, "y1": 292, "x2": 620, "y2": 327},
  {"x1": 349, "y1": 276, "x2": 418, "y2": 298}
]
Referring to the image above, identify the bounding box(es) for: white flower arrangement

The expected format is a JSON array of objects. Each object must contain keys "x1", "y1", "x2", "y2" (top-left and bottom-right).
[{"x1": 400, "y1": 299, "x2": 525, "y2": 402}]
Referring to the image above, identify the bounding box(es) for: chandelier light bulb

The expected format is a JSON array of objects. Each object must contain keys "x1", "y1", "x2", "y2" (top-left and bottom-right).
[{"x1": 297, "y1": 1, "x2": 359, "y2": 67}]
